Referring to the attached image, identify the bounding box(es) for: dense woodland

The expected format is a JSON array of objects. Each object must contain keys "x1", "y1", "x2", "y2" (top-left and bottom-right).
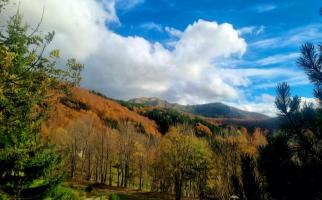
[{"x1": 0, "y1": 1, "x2": 322, "y2": 200}]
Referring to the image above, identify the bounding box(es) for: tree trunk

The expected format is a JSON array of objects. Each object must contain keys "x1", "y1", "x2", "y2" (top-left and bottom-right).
[
  {"x1": 175, "y1": 173, "x2": 183, "y2": 200},
  {"x1": 124, "y1": 163, "x2": 129, "y2": 188},
  {"x1": 109, "y1": 161, "x2": 113, "y2": 186},
  {"x1": 117, "y1": 166, "x2": 120, "y2": 187},
  {"x1": 139, "y1": 170, "x2": 143, "y2": 190},
  {"x1": 86, "y1": 151, "x2": 92, "y2": 181}
]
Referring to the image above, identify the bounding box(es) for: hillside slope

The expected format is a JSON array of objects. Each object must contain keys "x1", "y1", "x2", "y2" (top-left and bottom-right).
[
  {"x1": 42, "y1": 88, "x2": 161, "y2": 137},
  {"x1": 186, "y1": 103, "x2": 269, "y2": 120}
]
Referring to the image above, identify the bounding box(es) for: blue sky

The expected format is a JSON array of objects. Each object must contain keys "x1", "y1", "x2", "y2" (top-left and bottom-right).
[
  {"x1": 112, "y1": 0, "x2": 321, "y2": 101},
  {"x1": 6, "y1": 0, "x2": 321, "y2": 116}
]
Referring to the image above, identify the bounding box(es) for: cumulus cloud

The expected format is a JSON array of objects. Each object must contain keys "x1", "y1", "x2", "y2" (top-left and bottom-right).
[
  {"x1": 2, "y1": 0, "x2": 250, "y2": 104},
  {"x1": 165, "y1": 26, "x2": 183, "y2": 37},
  {"x1": 2, "y1": 0, "x2": 118, "y2": 61}
]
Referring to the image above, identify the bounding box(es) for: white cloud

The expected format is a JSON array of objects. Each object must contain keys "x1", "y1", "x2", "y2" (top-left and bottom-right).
[
  {"x1": 251, "y1": 24, "x2": 322, "y2": 49},
  {"x1": 140, "y1": 22, "x2": 163, "y2": 32},
  {"x1": 238, "y1": 25, "x2": 265, "y2": 35},
  {"x1": 254, "y1": 73, "x2": 310, "y2": 89},
  {"x1": 250, "y1": 3, "x2": 292, "y2": 13},
  {"x1": 226, "y1": 94, "x2": 277, "y2": 117},
  {"x1": 116, "y1": 0, "x2": 144, "y2": 10},
  {"x1": 165, "y1": 26, "x2": 183, "y2": 37},
  {"x1": 252, "y1": 4, "x2": 277, "y2": 13},
  {"x1": 2, "y1": 0, "x2": 118, "y2": 61},
  {"x1": 256, "y1": 53, "x2": 300, "y2": 65},
  {"x1": 301, "y1": 97, "x2": 318, "y2": 108},
  {"x1": 227, "y1": 94, "x2": 319, "y2": 117},
  {"x1": 3, "y1": 1, "x2": 250, "y2": 105}
]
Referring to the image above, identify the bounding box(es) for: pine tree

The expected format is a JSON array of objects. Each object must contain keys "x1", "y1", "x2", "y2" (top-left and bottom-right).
[
  {"x1": 0, "y1": 8, "x2": 79, "y2": 199},
  {"x1": 257, "y1": 44, "x2": 322, "y2": 200}
]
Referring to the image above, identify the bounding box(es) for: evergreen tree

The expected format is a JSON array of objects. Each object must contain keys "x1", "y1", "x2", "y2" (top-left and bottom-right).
[
  {"x1": 257, "y1": 42, "x2": 322, "y2": 200},
  {"x1": 240, "y1": 154, "x2": 262, "y2": 200},
  {"x1": 0, "y1": 7, "x2": 81, "y2": 199}
]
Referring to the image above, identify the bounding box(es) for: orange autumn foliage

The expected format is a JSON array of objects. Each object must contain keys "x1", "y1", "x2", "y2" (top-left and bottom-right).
[
  {"x1": 195, "y1": 122, "x2": 212, "y2": 137},
  {"x1": 42, "y1": 87, "x2": 161, "y2": 138}
]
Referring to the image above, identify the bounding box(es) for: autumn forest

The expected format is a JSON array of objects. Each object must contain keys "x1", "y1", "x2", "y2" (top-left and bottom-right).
[{"x1": 0, "y1": 1, "x2": 322, "y2": 200}]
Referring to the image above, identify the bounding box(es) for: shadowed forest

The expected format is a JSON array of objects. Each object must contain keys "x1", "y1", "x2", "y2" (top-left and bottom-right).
[{"x1": 0, "y1": 1, "x2": 322, "y2": 200}]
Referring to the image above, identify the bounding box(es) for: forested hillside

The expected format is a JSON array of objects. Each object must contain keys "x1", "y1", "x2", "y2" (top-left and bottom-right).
[
  {"x1": 129, "y1": 97, "x2": 270, "y2": 120},
  {"x1": 42, "y1": 87, "x2": 161, "y2": 138}
]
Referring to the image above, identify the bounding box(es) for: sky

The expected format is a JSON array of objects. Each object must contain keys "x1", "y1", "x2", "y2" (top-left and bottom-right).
[{"x1": 1, "y1": 0, "x2": 321, "y2": 116}]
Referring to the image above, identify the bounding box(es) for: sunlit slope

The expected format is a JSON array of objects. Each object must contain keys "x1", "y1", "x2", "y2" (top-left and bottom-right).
[{"x1": 42, "y1": 87, "x2": 161, "y2": 137}]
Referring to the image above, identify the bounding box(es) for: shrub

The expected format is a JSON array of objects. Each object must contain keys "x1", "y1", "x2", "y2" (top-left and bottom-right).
[
  {"x1": 109, "y1": 193, "x2": 127, "y2": 200},
  {"x1": 46, "y1": 186, "x2": 79, "y2": 200},
  {"x1": 104, "y1": 117, "x2": 119, "y2": 129},
  {"x1": 85, "y1": 185, "x2": 94, "y2": 193},
  {"x1": 60, "y1": 96, "x2": 89, "y2": 111}
]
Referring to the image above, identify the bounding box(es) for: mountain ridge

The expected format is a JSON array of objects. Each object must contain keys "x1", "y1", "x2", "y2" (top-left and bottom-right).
[{"x1": 129, "y1": 97, "x2": 270, "y2": 120}]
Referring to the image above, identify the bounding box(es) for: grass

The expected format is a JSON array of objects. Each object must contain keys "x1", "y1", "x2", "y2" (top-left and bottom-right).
[{"x1": 64, "y1": 182, "x2": 198, "y2": 200}]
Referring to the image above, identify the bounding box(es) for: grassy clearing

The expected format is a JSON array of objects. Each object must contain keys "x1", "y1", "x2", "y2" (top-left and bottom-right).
[{"x1": 64, "y1": 182, "x2": 197, "y2": 200}]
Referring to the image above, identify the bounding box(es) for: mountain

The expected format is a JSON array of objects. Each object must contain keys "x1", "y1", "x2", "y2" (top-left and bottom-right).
[
  {"x1": 129, "y1": 97, "x2": 270, "y2": 120},
  {"x1": 186, "y1": 103, "x2": 269, "y2": 120}
]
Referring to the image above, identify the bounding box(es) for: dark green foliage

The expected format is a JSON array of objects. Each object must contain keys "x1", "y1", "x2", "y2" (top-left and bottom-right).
[
  {"x1": 222, "y1": 117, "x2": 279, "y2": 134},
  {"x1": 60, "y1": 96, "x2": 89, "y2": 111},
  {"x1": 47, "y1": 185, "x2": 79, "y2": 200},
  {"x1": 85, "y1": 185, "x2": 94, "y2": 193},
  {"x1": 109, "y1": 193, "x2": 128, "y2": 200},
  {"x1": 187, "y1": 103, "x2": 269, "y2": 120},
  {"x1": 144, "y1": 108, "x2": 190, "y2": 134},
  {"x1": 248, "y1": 14, "x2": 322, "y2": 199},
  {"x1": 104, "y1": 117, "x2": 119, "y2": 129},
  {"x1": 256, "y1": 83, "x2": 322, "y2": 199},
  {"x1": 119, "y1": 101, "x2": 145, "y2": 111},
  {"x1": 298, "y1": 43, "x2": 322, "y2": 105},
  {"x1": 230, "y1": 174, "x2": 243, "y2": 199},
  {"x1": 0, "y1": 8, "x2": 81, "y2": 199},
  {"x1": 144, "y1": 108, "x2": 220, "y2": 135},
  {"x1": 66, "y1": 58, "x2": 84, "y2": 87},
  {"x1": 130, "y1": 97, "x2": 269, "y2": 120},
  {"x1": 89, "y1": 90, "x2": 111, "y2": 99},
  {"x1": 134, "y1": 122, "x2": 146, "y2": 134},
  {"x1": 297, "y1": 43, "x2": 322, "y2": 87},
  {"x1": 240, "y1": 154, "x2": 262, "y2": 200},
  {"x1": 256, "y1": 72, "x2": 322, "y2": 199},
  {"x1": 258, "y1": 134, "x2": 300, "y2": 200}
]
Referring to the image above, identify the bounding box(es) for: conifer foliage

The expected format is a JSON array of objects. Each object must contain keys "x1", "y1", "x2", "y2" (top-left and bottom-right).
[{"x1": 0, "y1": 3, "x2": 82, "y2": 199}]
